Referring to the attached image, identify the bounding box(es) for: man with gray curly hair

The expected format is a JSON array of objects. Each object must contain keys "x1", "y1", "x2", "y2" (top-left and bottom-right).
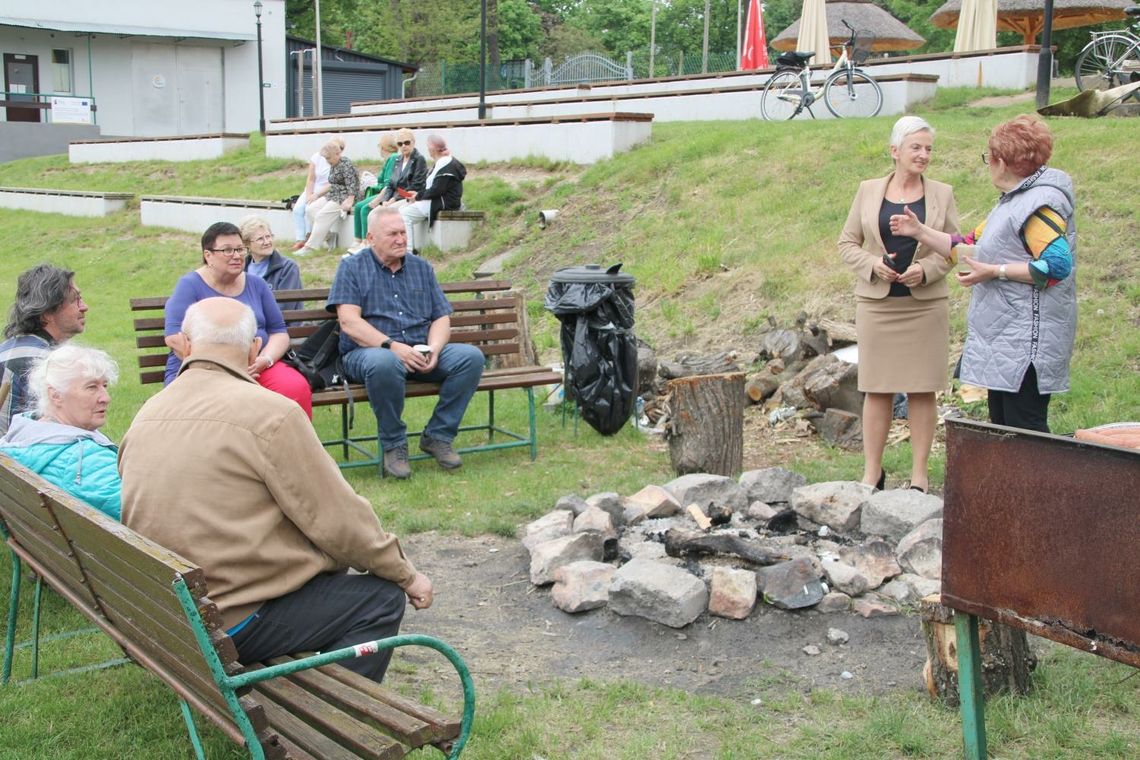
[{"x1": 0, "y1": 264, "x2": 88, "y2": 435}]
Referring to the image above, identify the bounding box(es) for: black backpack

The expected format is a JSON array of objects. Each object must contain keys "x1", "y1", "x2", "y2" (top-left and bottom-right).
[{"x1": 282, "y1": 319, "x2": 344, "y2": 391}]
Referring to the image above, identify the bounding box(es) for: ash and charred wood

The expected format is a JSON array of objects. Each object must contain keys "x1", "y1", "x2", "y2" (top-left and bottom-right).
[
  {"x1": 663, "y1": 528, "x2": 790, "y2": 566},
  {"x1": 658, "y1": 351, "x2": 741, "y2": 380}
]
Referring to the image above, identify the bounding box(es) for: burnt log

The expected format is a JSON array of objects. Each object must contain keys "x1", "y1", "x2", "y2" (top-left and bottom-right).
[
  {"x1": 919, "y1": 595, "x2": 1036, "y2": 707},
  {"x1": 664, "y1": 528, "x2": 791, "y2": 566},
  {"x1": 666, "y1": 372, "x2": 745, "y2": 476}
]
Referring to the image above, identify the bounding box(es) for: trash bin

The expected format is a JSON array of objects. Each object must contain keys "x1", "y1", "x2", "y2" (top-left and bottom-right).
[{"x1": 545, "y1": 263, "x2": 637, "y2": 436}]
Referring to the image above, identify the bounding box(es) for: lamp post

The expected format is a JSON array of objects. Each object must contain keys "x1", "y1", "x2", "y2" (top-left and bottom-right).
[
  {"x1": 478, "y1": 0, "x2": 487, "y2": 119},
  {"x1": 254, "y1": 0, "x2": 265, "y2": 134}
]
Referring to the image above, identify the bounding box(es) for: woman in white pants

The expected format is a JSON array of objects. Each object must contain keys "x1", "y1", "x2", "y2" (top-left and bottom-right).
[
  {"x1": 297, "y1": 140, "x2": 359, "y2": 255},
  {"x1": 290, "y1": 138, "x2": 342, "y2": 248}
]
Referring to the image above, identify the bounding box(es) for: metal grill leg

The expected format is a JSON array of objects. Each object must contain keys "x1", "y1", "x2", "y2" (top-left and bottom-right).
[{"x1": 955, "y1": 612, "x2": 988, "y2": 760}]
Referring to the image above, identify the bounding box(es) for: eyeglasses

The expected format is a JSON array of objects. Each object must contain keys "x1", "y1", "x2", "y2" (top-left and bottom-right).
[
  {"x1": 208, "y1": 247, "x2": 247, "y2": 257},
  {"x1": 396, "y1": 140, "x2": 412, "y2": 147},
  {"x1": 981, "y1": 151, "x2": 990, "y2": 165}
]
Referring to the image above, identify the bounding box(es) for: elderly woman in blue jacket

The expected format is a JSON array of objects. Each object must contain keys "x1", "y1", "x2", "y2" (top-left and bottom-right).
[{"x1": 0, "y1": 344, "x2": 121, "y2": 520}]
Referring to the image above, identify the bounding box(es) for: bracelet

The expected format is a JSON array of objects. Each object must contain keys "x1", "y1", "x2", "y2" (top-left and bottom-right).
[{"x1": 998, "y1": 264, "x2": 1008, "y2": 281}]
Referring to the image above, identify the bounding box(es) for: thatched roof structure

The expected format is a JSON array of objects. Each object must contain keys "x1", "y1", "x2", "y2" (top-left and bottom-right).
[
  {"x1": 772, "y1": 0, "x2": 926, "y2": 53},
  {"x1": 931, "y1": 0, "x2": 1134, "y2": 44}
]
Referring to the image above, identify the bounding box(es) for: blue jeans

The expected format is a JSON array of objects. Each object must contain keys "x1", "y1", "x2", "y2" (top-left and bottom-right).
[
  {"x1": 292, "y1": 195, "x2": 311, "y2": 239},
  {"x1": 341, "y1": 343, "x2": 484, "y2": 449}
]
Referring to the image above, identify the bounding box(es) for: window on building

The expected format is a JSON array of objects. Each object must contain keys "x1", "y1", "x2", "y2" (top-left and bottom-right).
[{"x1": 51, "y1": 49, "x2": 72, "y2": 93}]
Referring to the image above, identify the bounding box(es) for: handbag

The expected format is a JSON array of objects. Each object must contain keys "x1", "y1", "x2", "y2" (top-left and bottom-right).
[{"x1": 282, "y1": 319, "x2": 344, "y2": 391}]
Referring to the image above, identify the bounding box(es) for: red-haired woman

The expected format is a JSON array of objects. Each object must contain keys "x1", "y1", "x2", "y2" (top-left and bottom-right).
[{"x1": 890, "y1": 115, "x2": 1076, "y2": 433}]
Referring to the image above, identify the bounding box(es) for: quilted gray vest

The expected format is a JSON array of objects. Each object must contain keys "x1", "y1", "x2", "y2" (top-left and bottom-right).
[{"x1": 961, "y1": 168, "x2": 1077, "y2": 394}]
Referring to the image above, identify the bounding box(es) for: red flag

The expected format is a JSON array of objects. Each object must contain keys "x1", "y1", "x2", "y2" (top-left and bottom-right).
[{"x1": 741, "y1": 0, "x2": 769, "y2": 70}]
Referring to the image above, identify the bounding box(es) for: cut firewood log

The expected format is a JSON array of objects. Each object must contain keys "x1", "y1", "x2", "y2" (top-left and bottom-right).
[
  {"x1": 666, "y1": 372, "x2": 745, "y2": 476},
  {"x1": 817, "y1": 318, "x2": 858, "y2": 346},
  {"x1": 919, "y1": 595, "x2": 1036, "y2": 707},
  {"x1": 658, "y1": 351, "x2": 741, "y2": 380}
]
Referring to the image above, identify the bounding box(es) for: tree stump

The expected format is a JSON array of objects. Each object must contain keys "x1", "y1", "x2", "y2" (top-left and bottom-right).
[
  {"x1": 665, "y1": 372, "x2": 745, "y2": 476},
  {"x1": 919, "y1": 595, "x2": 1037, "y2": 707}
]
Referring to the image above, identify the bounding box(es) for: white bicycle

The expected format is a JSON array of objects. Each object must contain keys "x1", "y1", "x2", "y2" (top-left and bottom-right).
[
  {"x1": 1074, "y1": 6, "x2": 1140, "y2": 97},
  {"x1": 761, "y1": 20, "x2": 883, "y2": 120}
]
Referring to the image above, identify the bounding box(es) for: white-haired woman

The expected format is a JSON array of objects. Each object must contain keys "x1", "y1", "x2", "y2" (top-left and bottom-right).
[
  {"x1": 838, "y1": 116, "x2": 960, "y2": 493},
  {"x1": 239, "y1": 215, "x2": 304, "y2": 310},
  {"x1": 296, "y1": 139, "x2": 359, "y2": 256},
  {"x1": 0, "y1": 344, "x2": 121, "y2": 520}
]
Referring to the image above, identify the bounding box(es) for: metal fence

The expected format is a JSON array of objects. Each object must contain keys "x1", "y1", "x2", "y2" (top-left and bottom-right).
[{"x1": 410, "y1": 50, "x2": 738, "y2": 97}]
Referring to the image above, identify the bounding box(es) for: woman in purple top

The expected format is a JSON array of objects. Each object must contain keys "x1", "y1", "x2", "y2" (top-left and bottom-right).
[{"x1": 164, "y1": 222, "x2": 312, "y2": 418}]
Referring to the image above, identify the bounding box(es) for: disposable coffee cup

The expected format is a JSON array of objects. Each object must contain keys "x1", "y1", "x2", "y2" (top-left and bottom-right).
[
  {"x1": 413, "y1": 344, "x2": 432, "y2": 359},
  {"x1": 957, "y1": 253, "x2": 974, "y2": 272}
]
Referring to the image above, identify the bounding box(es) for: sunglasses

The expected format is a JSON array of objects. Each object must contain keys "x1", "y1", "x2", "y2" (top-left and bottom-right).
[{"x1": 397, "y1": 140, "x2": 412, "y2": 147}]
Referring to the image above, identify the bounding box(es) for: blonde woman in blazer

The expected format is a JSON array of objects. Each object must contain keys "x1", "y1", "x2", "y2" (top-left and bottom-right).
[{"x1": 838, "y1": 116, "x2": 959, "y2": 493}]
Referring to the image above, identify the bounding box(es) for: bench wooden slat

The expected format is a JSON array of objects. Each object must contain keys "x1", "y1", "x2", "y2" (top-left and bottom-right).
[
  {"x1": 314, "y1": 662, "x2": 461, "y2": 743},
  {"x1": 448, "y1": 312, "x2": 518, "y2": 328},
  {"x1": 256, "y1": 691, "x2": 384, "y2": 760},
  {"x1": 254, "y1": 675, "x2": 405, "y2": 760},
  {"x1": 266, "y1": 656, "x2": 435, "y2": 745}
]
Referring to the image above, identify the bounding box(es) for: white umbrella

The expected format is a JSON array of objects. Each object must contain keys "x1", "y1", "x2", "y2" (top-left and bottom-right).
[
  {"x1": 797, "y1": 0, "x2": 833, "y2": 65},
  {"x1": 954, "y1": 0, "x2": 998, "y2": 51}
]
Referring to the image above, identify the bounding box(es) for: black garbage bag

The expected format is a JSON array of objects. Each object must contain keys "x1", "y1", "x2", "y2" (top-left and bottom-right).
[{"x1": 545, "y1": 264, "x2": 637, "y2": 436}]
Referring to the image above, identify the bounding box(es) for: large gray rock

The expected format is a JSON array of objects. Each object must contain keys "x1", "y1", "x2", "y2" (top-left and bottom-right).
[
  {"x1": 708, "y1": 566, "x2": 757, "y2": 620},
  {"x1": 813, "y1": 408, "x2": 862, "y2": 450},
  {"x1": 529, "y1": 532, "x2": 605, "y2": 585},
  {"x1": 522, "y1": 510, "x2": 574, "y2": 552},
  {"x1": 551, "y1": 561, "x2": 616, "y2": 613},
  {"x1": 820, "y1": 553, "x2": 870, "y2": 596},
  {"x1": 860, "y1": 490, "x2": 944, "y2": 541},
  {"x1": 790, "y1": 481, "x2": 874, "y2": 533},
  {"x1": 817, "y1": 591, "x2": 853, "y2": 612},
  {"x1": 554, "y1": 494, "x2": 590, "y2": 517},
  {"x1": 880, "y1": 573, "x2": 941, "y2": 604},
  {"x1": 755, "y1": 557, "x2": 825, "y2": 610},
  {"x1": 585, "y1": 492, "x2": 626, "y2": 525},
  {"x1": 664, "y1": 474, "x2": 748, "y2": 514},
  {"x1": 839, "y1": 540, "x2": 902, "y2": 589},
  {"x1": 738, "y1": 467, "x2": 807, "y2": 504},
  {"x1": 896, "y1": 518, "x2": 944, "y2": 580},
  {"x1": 625, "y1": 484, "x2": 681, "y2": 517},
  {"x1": 608, "y1": 559, "x2": 708, "y2": 628},
  {"x1": 573, "y1": 506, "x2": 617, "y2": 539}
]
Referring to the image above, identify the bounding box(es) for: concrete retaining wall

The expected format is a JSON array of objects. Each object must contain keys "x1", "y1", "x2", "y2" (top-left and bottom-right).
[
  {"x1": 69, "y1": 134, "x2": 250, "y2": 164},
  {"x1": 0, "y1": 187, "x2": 132, "y2": 217},
  {"x1": 266, "y1": 114, "x2": 654, "y2": 164}
]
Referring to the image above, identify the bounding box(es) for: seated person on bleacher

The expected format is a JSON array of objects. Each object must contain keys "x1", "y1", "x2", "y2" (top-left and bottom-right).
[
  {"x1": 374, "y1": 128, "x2": 427, "y2": 210},
  {"x1": 399, "y1": 134, "x2": 466, "y2": 254},
  {"x1": 0, "y1": 345, "x2": 121, "y2": 521},
  {"x1": 328, "y1": 207, "x2": 484, "y2": 479},
  {"x1": 120, "y1": 298, "x2": 433, "y2": 683}
]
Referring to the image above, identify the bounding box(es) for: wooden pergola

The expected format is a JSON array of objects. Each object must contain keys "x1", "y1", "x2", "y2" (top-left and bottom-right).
[
  {"x1": 772, "y1": 0, "x2": 926, "y2": 53},
  {"x1": 930, "y1": 0, "x2": 1134, "y2": 44}
]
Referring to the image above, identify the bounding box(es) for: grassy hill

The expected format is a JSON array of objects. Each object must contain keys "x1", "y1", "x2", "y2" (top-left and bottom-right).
[{"x1": 0, "y1": 85, "x2": 1137, "y2": 759}]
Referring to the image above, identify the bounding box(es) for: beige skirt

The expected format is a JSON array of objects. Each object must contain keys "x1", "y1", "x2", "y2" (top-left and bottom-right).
[{"x1": 855, "y1": 295, "x2": 949, "y2": 393}]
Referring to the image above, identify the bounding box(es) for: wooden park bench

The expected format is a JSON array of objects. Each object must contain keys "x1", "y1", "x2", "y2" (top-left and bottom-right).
[
  {"x1": 130, "y1": 280, "x2": 562, "y2": 475},
  {"x1": 0, "y1": 185, "x2": 133, "y2": 217},
  {"x1": 0, "y1": 455, "x2": 474, "y2": 758}
]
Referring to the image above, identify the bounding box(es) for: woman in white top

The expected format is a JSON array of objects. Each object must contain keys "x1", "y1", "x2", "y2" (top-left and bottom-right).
[{"x1": 291, "y1": 137, "x2": 345, "y2": 249}]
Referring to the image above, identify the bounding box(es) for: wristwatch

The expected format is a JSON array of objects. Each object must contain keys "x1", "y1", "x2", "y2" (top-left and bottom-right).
[
  {"x1": 261, "y1": 355, "x2": 274, "y2": 368},
  {"x1": 381, "y1": 339, "x2": 393, "y2": 349},
  {"x1": 998, "y1": 264, "x2": 1008, "y2": 281}
]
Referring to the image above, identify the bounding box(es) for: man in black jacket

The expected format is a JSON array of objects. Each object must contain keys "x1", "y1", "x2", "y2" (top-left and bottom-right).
[{"x1": 399, "y1": 134, "x2": 466, "y2": 253}]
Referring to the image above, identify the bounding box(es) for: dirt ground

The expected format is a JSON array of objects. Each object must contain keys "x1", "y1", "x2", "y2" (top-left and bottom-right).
[{"x1": 399, "y1": 531, "x2": 929, "y2": 702}]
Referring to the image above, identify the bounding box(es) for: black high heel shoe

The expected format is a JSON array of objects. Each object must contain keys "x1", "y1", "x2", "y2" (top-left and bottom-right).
[{"x1": 874, "y1": 470, "x2": 886, "y2": 491}]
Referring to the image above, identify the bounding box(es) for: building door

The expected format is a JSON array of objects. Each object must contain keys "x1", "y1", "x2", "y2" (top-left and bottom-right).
[
  {"x1": 130, "y1": 44, "x2": 223, "y2": 136},
  {"x1": 3, "y1": 53, "x2": 41, "y2": 123}
]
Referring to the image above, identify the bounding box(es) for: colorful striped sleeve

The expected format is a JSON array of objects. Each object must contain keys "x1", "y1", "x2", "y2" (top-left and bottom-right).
[{"x1": 1020, "y1": 206, "x2": 1071, "y2": 289}]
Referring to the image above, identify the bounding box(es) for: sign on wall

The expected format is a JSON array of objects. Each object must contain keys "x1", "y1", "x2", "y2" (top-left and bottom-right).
[{"x1": 50, "y1": 96, "x2": 93, "y2": 124}]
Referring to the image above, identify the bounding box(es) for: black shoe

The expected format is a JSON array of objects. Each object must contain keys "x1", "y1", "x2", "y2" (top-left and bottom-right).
[
  {"x1": 909, "y1": 485, "x2": 927, "y2": 494},
  {"x1": 419, "y1": 435, "x2": 462, "y2": 469},
  {"x1": 875, "y1": 470, "x2": 886, "y2": 491},
  {"x1": 383, "y1": 444, "x2": 412, "y2": 479}
]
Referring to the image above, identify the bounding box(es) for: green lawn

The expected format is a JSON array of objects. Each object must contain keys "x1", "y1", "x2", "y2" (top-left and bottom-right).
[{"x1": 1, "y1": 86, "x2": 1138, "y2": 758}]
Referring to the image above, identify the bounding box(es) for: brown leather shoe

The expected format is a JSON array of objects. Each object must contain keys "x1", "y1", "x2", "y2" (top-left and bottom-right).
[
  {"x1": 419, "y1": 435, "x2": 462, "y2": 469},
  {"x1": 382, "y1": 444, "x2": 412, "y2": 479}
]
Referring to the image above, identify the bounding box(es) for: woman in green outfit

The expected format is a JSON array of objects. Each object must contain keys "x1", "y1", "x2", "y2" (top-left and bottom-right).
[{"x1": 351, "y1": 131, "x2": 399, "y2": 248}]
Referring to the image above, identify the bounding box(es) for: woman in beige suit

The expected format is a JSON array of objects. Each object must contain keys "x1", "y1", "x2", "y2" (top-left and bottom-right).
[{"x1": 838, "y1": 116, "x2": 959, "y2": 493}]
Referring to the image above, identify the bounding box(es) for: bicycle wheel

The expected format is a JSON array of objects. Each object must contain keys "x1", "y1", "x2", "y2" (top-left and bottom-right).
[
  {"x1": 761, "y1": 70, "x2": 804, "y2": 121},
  {"x1": 1075, "y1": 35, "x2": 1140, "y2": 91},
  {"x1": 823, "y1": 69, "x2": 882, "y2": 118}
]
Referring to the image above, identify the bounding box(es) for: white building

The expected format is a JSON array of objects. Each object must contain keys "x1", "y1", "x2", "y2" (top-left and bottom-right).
[{"x1": 0, "y1": 0, "x2": 285, "y2": 140}]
